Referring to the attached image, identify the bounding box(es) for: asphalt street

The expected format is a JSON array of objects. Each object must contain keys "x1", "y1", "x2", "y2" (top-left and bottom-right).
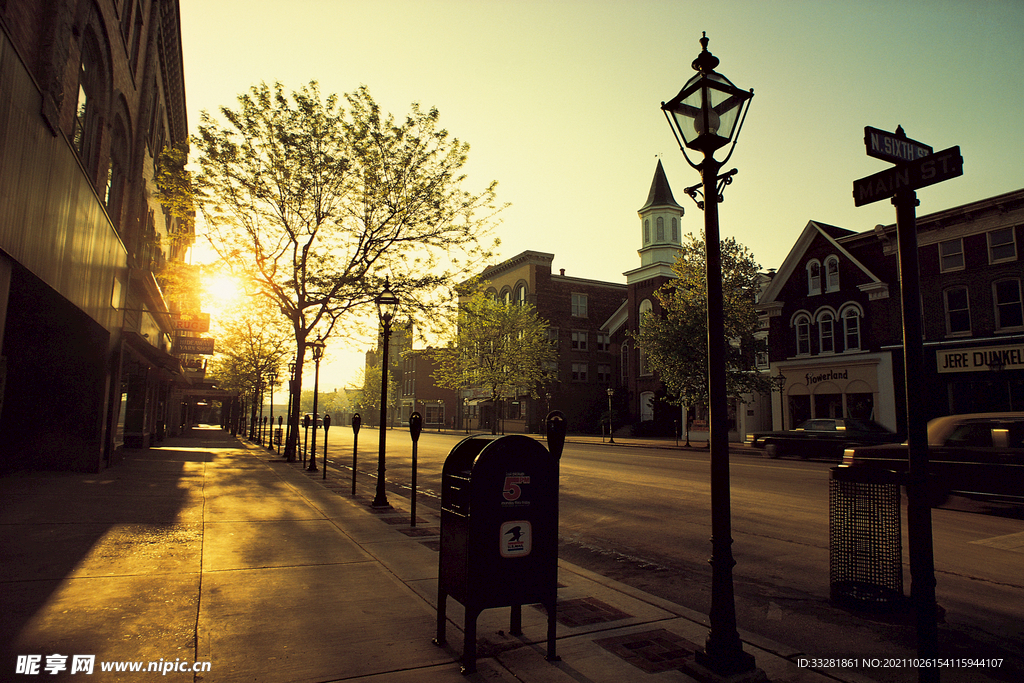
[{"x1": 289, "y1": 426, "x2": 1024, "y2": 683}]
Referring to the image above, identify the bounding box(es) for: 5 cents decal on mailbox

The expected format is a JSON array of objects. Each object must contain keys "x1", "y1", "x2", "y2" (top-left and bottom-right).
[{"x1": 502, "y1": 473, "x2": 530, "y2": 505}]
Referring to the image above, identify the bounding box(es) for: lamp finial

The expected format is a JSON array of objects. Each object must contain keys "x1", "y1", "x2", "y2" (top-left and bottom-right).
[{"x1": 692, "y1": 32, "x2": 720, "y2": 73}]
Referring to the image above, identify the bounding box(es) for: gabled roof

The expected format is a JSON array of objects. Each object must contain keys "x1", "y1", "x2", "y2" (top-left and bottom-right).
[
  {"x1": 638, "y1": 159, "x2": 683, "y2": 212},
  {"x1": 757, "y1": 220, "x2": 886, "y2": 306}
]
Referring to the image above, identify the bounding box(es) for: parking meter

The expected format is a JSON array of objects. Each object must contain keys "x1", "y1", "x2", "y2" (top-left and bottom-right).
[
  {"x1": 409, "y1": 412, "x2": 423, "y2": 526},
  {"x1": 351, "y1": 414, "x2": 361, "y2": 495},
  {"x1": 302, "y1": 414, "x2": 311, "y2": 464},
  {"x1": 322, "y1": 414, "x2": 331, "y2": 479}
]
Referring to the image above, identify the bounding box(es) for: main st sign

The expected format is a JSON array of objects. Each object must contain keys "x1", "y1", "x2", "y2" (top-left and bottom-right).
[{"x1": 853, "y1": 145, "x2": 963, "y2": 207}]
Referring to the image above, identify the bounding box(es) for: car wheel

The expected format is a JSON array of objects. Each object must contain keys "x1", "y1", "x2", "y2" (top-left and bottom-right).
[{"x1": 765, "y1": 441, "x2": 780, "y2": 459}]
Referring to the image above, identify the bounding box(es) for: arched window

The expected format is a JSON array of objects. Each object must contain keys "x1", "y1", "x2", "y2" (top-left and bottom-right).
[
  {"x1": 621, "y1": 341, "x2": 629, "y2": 382},
  {"x1": 825, "y1": 256, "x2": 840, "y2": 292},
  {"x1": 514, "y1": 284, "x2": 527, "y2": 306},
  {"x1": 671, "y1": 217, "x2": 678, "y2": 242},
  {"x1": 656, "y1": 216, "x2": 665, "y2": 242},
  {"x1": 841, "y1": 305, "x2": 862, "y2": 350},
  {"x1": 639, "y1": 299, "x2": 653, "y2": 375},
  {"x1": 105, "y1": 115, "x2": 130, "y2": 231},
  {"x1": 806, "y1": 260, "x2": 822, "y2": 296},
  {"x1": 73, "y1": 30, "x2": 106, "y2": 178},
  {"x1": 644, "y1": 219, "x2": 650, "y2": 244},
  {"x1": 818, "y1": 310, "x2": 835, "y2": 353},
  {"x1": 793, "y1": 313, "x2": 811, "y2": 355}
]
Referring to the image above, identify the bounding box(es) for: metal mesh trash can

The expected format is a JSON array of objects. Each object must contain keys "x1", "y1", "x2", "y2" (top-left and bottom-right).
[{"x1": 829, "y1": 466, "x2": 903, "y2": 609}]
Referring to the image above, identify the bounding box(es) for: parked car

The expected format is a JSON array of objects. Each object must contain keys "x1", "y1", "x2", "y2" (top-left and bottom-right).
[
  {"x1": 303, "y1": 413, "x2": 323, "y2": 428},
  {"x1": 749, "y1": 418, "x2": 900, "y2": 459},
  {"x1": 841, "y1": 412, "x2": 1024, "y2": 504}
]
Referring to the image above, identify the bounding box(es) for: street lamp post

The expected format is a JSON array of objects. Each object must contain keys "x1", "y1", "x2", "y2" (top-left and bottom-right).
[
  {"x1": 306, "y1": 335, "x2": 326, "y2": 472},
  {"x1": 267, "y1": 370, "x2": 278, "y2": 451},
  {"x1": 372, "y1": 278, "x2": 400, "y2": 508},
  {"x1": 662, "y1": 32, "x2": 759, "y2": 680},
  {"x1": 285, "y1": 356, "x2": 296, "y2": 461},
  {"x1": 606, "y1": 388, "x2": 615, "y2": 443}
]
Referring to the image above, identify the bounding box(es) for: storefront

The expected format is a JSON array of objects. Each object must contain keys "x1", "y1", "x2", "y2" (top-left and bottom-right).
[
  {"x1": 934, "y1": 340, "x2": 1024, "y2": 414},
  {"x1": 773, "y1": 352, "x2": 897, "y2": 432}
]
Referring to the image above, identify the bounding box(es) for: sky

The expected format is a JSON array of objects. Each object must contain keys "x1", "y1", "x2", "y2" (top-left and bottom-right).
[{"x1": 179, "y1": 0, "x2": 1024, "y2": 390}]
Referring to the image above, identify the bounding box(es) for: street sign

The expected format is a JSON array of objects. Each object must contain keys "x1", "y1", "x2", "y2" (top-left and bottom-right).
[
  {"x1": 864, "y1": 126, "x2": 932, "y2": 164},
  {"x1": 173, "y1": 337, "x2": 215, "y2": 355},
  {"x1": 853, "y1": 146, "x2": 963, "y2": 207}
]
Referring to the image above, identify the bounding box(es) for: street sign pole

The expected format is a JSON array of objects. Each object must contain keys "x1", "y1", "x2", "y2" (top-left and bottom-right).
[
  {"x1": 893, "y1": 188, "x2": 939, "y2": 683},
  {"x1": 854, "y1": 127, "x2": 951, "y2": 683}
]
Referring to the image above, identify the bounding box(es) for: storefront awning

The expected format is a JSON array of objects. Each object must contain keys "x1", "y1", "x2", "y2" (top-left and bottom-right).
[{"x1": 122, "y1": 330, "x2": 183, "y2": 375}]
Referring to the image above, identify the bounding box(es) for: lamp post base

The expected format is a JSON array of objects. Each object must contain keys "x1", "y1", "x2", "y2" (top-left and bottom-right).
[{"x1": 685, "y1": 653, "x2": 765, "y2": 683}]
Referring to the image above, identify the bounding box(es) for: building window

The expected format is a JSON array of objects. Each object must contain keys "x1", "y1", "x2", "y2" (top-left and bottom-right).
[
  {"x1": 794, "y1": 314, "x2": 811, "y2": 355},
  {"x1": 841, "y1": 306, "x2": 861, "y2": 351},
  {"x1": 994, "y1": 279, "x2": 1024, "y2": 329},
  {"x1": 944, "y1": 286, "x2": 971, "y2": 335},
  {"x1": 571, "y1": 363, "x2": 588, "y2": 382},
  {"x1": 818, "y1": 311, "x2": 835, "y2": 353},
  {"x1": 806, "y1": 260, "x2": 822, "y2": 296},
  {"x1": 546, "y1": 327, "x2": 559, "y2": 347},
  {"x1": 571, "y1": 293, "x2": 588, "y2": 318},
  {"x1": 596, "y1": 332, "x2": 610, "y2": 351},
  {"x1": 515, "y1": 284, "x2": 527, "y2": 305},
  {"x1": 639, "y1": 299, "x2": 653, "y2": 375},
  {"x1": 656, "y1": 216, "x2": 665, "y2": 241},
  {"x1": 644, "y1": 219, "x2": 650, "y2": 244},
  {"x1": 825, "y1": 256, "x2": 840, "y2": 292},
  {"x1": 597, "y1": 364, "x2": 612, "y2": 383},
  {"x1": 73, "y1": 62, "x2": 95, "y2": 162},
  {"x1": 671, "y1": 217, "x2": 678, "y2": 242},
  {"x1": 939, "y1": 238, "x2": 964, "y2": 272},
  {"x1": 621, "y1": 342, "x2": 629, "y2": 382},
  {"x1": 571, "y1": 331, "x2": 588, "y2": 351},
  {"x1": 988, "y1": 227, "x2": 1017, "y2": 264}
]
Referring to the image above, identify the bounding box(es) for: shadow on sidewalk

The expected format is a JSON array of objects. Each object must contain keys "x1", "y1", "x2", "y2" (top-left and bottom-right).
[{"x1": 0, "y1": 427, "x2": 231, "y2": 663}]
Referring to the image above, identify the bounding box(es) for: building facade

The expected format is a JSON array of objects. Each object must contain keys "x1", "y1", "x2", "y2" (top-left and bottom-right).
[
  {"x1": 757, "y1": 188, "x2": 1024, "y2": 434},
  {"x1": 460, "y1": 250, "x2": 627, "y2": 434},
  {"x1": 0, "y1": 0, "x2": 190, "y2": 470}
]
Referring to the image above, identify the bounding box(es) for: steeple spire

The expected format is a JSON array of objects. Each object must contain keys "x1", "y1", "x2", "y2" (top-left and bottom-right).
[{"x1": 639, "y1": 159, "x2": 683, "y2": 212}]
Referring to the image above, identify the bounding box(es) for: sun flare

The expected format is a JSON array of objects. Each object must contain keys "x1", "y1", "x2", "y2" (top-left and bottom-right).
[{"x1": 202, "y1": 272, "x2": 245, "y2": 313}]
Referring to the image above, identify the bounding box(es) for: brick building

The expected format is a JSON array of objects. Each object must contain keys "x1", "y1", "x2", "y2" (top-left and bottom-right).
[
  {"x1": 459, "y1": 251, "x2": 627, "y2": 434},
  {"x1": 0, "y1": 0, "x2": 190, "y2": 469},
  {"x1": 757, "y1": 188, "x2": 1024, "y2": 433}
]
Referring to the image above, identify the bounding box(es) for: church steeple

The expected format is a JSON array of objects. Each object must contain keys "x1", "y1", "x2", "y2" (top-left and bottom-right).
[
  {"x1": 635, "y1": 160, "x2": 684, "y2": 266},
  {"x1": 639, "y1": 159, "x2": 683, "y2": 213}
]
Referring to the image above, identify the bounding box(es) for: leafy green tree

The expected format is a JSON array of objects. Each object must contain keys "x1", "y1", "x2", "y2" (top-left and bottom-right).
[
  {"x1": 633, "y1": 232, "x2": 775, "y2": 410},
  {"x1": 432, "y1": 292, "x2": 556, "y2": 434},
  {"x1": 192, "y1": 81, "x2": 503, "y2": 458}
]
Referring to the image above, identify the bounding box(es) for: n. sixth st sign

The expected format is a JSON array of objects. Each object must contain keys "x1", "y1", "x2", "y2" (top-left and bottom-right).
[{"x1": 853, "y1": 146, "x2": 963, "y2": 207}]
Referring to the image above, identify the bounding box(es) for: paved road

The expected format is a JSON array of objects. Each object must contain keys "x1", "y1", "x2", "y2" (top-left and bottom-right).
[{"x1": 295, "y1": 427, "x2": 1023, "y2": 682}]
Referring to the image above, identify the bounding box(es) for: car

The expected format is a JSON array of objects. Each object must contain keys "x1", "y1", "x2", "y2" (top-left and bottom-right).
[
  {"x1": 841, "y1": 412, "x2": 1024, "y2": 504},
  {"x1": 748, "y1": 418, "x2": 900, "y2": 460}
]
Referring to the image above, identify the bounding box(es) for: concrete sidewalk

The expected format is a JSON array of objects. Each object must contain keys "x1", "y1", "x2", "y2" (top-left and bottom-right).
[{"x1": 1, "y1": 426, "x2": 855, "y2": 683}]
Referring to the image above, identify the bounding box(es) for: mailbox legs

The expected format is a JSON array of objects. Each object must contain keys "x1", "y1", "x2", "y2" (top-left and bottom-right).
[
  {"x1": 433, "y1": 592, "x2": 558, "y2": 674},
  {"x1": 545, "y1": 599, "x2": 559, "y2": 662},
  {"x1": 433, "y1": 589, "x2": 447, "y2": 648}
]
